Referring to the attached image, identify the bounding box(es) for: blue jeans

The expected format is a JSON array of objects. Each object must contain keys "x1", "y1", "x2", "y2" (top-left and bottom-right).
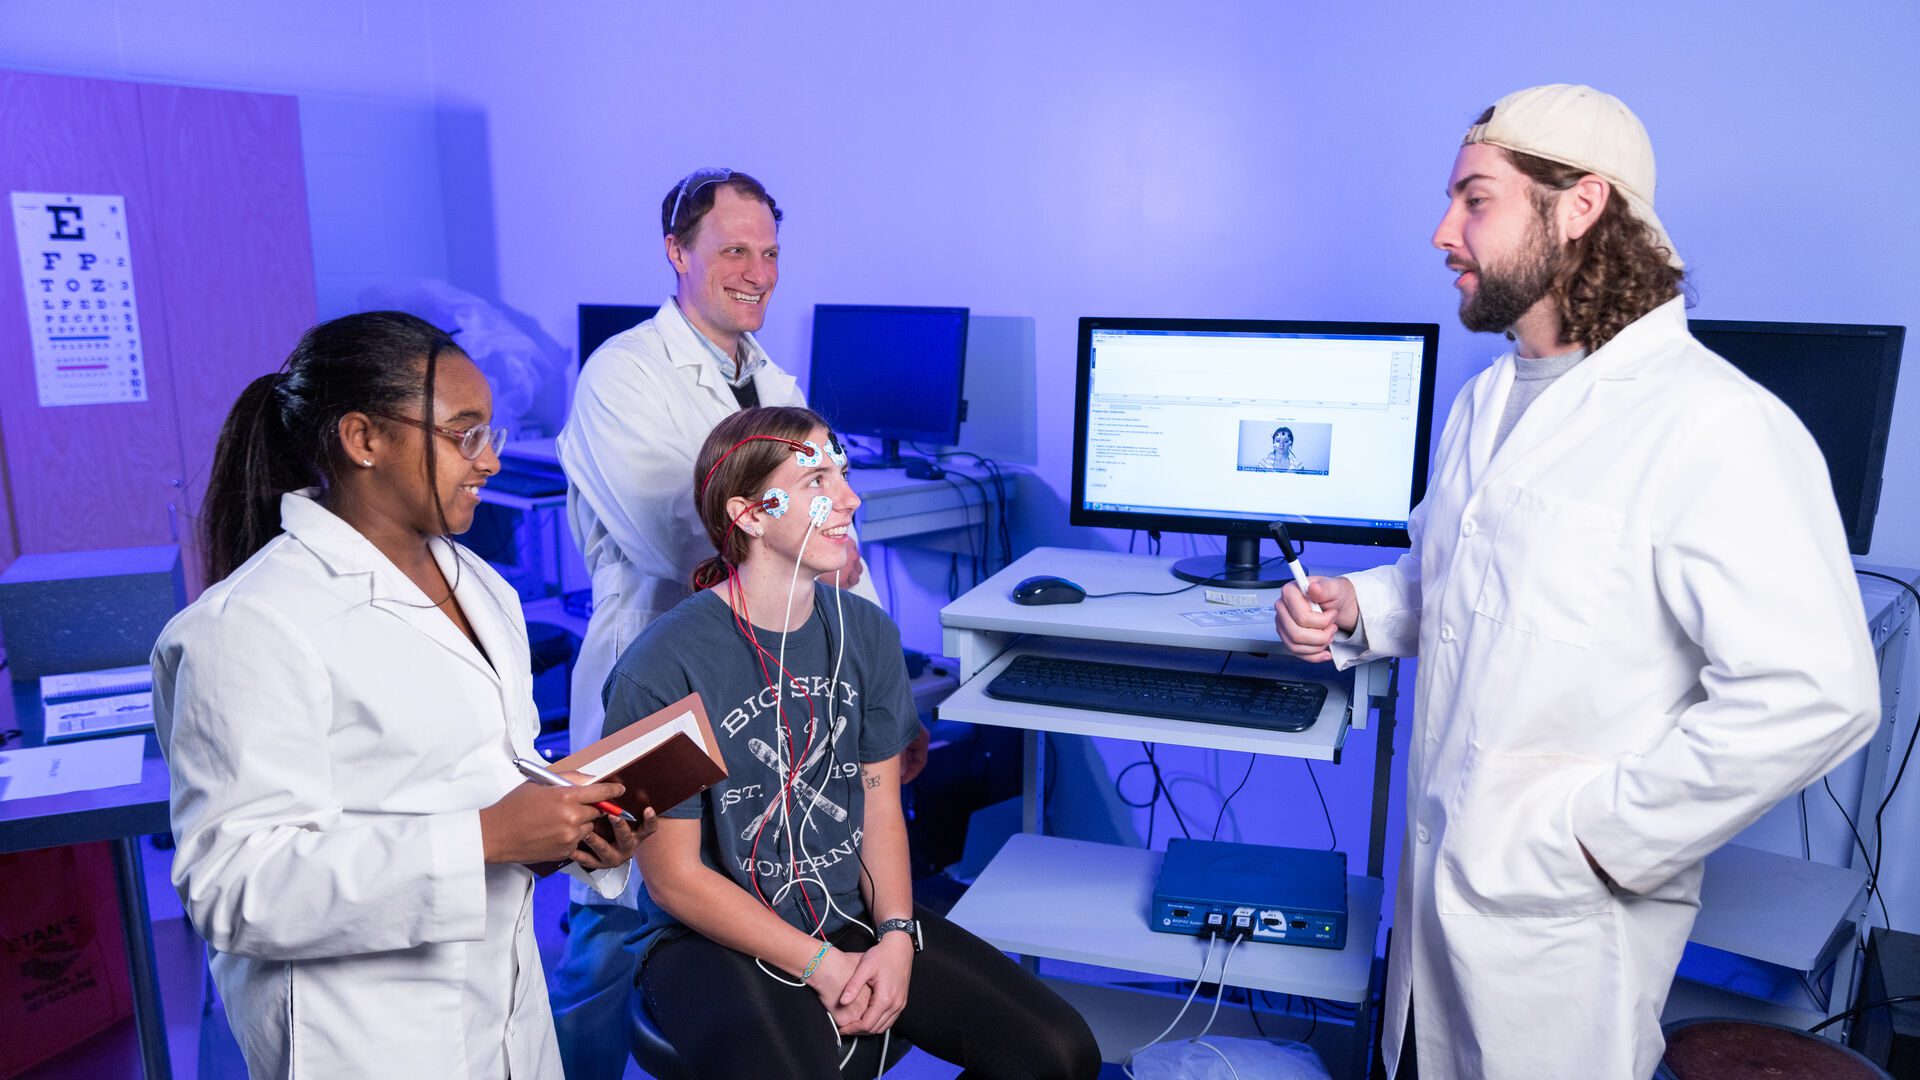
[{"x1": 550, "y1": 900, "x2": 646, "y2": 1080}]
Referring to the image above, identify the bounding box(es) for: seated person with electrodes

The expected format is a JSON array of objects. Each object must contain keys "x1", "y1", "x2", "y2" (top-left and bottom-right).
[
  {"x1": 1250, "y1": 426, "x2": 1305, "y2": 473},
  {"x1": 608, "y1": 405, "x2": 1100, "y2": 1079}
]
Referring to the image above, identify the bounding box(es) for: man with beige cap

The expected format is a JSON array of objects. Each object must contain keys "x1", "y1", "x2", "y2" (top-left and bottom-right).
[{"x1": 1277, "y1": 85, "x2": 1879, "y2": 1078}]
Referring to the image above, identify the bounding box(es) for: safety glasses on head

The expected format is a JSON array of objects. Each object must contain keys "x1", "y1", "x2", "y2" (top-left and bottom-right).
[
  {"x1": 669, "y1": 167, "x2": 735, "y2": 236},
  {"x1": 365, "y1": 410, "x2": 507, "y2": 461}
]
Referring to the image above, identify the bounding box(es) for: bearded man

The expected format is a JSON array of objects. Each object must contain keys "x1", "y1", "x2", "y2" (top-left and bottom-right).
[{"x1": 1275, "y1": 85, "x2": 1879, "y2": 1079}]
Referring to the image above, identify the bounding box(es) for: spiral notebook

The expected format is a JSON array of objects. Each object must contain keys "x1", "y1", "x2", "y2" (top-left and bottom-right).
[{"x1": 40, "y1": 665, "x2": 155, "y2": 743}]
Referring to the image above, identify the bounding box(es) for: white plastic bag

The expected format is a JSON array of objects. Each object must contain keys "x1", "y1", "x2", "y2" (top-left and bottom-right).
[
  {"x1": 1129, "y1": 1036, "x2": 1330, "y2": 1080},
  {"x1": 357, "y1": 279, "x2": 563, "y2": 435}
]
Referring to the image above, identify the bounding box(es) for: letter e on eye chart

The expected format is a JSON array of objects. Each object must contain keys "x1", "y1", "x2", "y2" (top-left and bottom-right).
[{"x1": 10, "y1": 192, "x2": 149, "y2": 407}]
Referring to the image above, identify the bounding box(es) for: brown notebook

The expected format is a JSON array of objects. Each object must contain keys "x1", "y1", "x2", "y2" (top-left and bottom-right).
[{"x1": 551, "y1": 692, "x2": 727, "y2": 818}]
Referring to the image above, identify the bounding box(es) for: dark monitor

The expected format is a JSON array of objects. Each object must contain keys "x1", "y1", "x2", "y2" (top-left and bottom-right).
[
  {"x1": 1691, "y1": 320, "x2": 1904, "y2": 555},
  {"x1": 809, "y1": 304, "x2": 969, "y2": 469},
  {"x1": 578, "y1": 304, "x2": 659, "y2": 368},
  {"x1": 1072, "y1": 317, "x2": 1440, "y2": 586}
]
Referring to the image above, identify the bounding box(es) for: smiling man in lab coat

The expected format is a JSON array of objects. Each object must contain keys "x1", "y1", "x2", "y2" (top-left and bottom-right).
[
  {"x1": 550, "y1": 167, "x2": 907, "y2": 1078},
  {"x1": 1276, "y1": 85, "x2": 1880, "y2": 1079}
]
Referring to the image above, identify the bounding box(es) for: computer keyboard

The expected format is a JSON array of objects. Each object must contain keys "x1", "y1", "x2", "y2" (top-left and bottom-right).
[{"x1": 984, "y1": 654, "x2": 1326, "y2": 732}]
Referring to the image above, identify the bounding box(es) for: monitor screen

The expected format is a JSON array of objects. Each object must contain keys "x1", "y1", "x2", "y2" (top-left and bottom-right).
[
  {"x1": 1690, "y1": 320, "x2": 1904, "y2": 555},
  {"x1": 578, "y1": 304, "x2": 658, "y2": 368},
  {"x1": 1072, "y1": 317, "x2": 1439, "y2": 567},
  {"x1": 809, "y1": 305, "x2": 970, "y2": 457}
]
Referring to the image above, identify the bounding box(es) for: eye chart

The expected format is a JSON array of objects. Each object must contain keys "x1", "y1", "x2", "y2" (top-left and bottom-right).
[{"x1": 10, "y1": 192, "x2": 148, "y2": 407}]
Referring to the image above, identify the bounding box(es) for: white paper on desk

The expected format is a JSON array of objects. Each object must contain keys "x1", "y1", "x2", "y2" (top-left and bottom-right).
[
  {"x1": 1179, "y1": 605, "x2": 1275, "y2": 628},
  {"x1": 0, "y1": 734, "x2": 146, "y2": 801}
]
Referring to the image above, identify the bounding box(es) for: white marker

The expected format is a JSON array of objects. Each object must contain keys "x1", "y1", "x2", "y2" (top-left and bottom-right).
[{"x1": 1267, "y1": 521, "x2": 1322, "y2": 614}]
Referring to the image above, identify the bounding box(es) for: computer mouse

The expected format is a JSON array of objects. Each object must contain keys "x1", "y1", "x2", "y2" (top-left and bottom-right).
[
  {"x1": 904, "y1": 460, "x2": 947, "y2": 480},
  {"x1": 1011, "y1": 575, "x2": 1087, "y2": 605}
]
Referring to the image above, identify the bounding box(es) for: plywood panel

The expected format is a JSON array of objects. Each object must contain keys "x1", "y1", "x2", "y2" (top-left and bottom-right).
[
  {"x1": 0, "y1": 408, "x2": 17, "y2": 574},
  {"x1": 0, "y1": 71, "x2": 185, "y2": 555},
  {"x1": 137, "y1": 83, "x2": 316, "y2": 594}
]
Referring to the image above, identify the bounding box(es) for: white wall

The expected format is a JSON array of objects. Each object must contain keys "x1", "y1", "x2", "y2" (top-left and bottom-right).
[
  {"x1": 426, "y1": 0, "x2": 1920, "y2": 560},
  {"x1": 0, "y1": 0, "x2": 451, "y2": 320}
]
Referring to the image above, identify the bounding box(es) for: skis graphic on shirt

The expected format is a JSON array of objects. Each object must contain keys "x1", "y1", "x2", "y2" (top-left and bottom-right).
[{"x1": 740, "y1": 717, "x2": 850, "y2": 838}]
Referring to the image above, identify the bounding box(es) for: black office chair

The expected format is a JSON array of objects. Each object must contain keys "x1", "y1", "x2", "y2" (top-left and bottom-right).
[{"x1": 627, "y1": 987, "x2": 911, "y2": 1079}]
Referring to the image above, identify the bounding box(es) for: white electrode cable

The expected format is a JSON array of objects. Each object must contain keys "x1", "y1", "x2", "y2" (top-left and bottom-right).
[
  {"x1": 754, "y1": 513, "x2": 835, "y2": 988},
  {"x1": 1123, "y1": 934, "x2": 1221, "y2": 1078},
  {"x1": 773, "y1": 514, "x2": 821, "y2": 912},
  {"x1": 753, "y1": 487, "x2": 889, "y2": 1077},
  {"x1": 1188, "y1": 934, "x2": 1244, "y2": 1080}
]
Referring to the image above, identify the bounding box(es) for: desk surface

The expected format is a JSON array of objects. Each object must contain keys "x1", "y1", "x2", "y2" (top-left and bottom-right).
[
  {"x1": 1855, "y1": 561, "x2": 1918, "y2": 642},
  {"x1": 0, "y1": 680, "x2": 169, "y2": 853},
  {"x1": 944, "y1": 546, "x2": 1332, "y2": 655}
]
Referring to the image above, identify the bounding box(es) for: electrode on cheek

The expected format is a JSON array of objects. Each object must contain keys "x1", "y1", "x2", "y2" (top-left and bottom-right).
[
  {"x1": 808, "y1": 495, "x2": 832, "y2": 527},
  {"x1": 762, "y1": 488, "x2": 790, "y2": 518}
]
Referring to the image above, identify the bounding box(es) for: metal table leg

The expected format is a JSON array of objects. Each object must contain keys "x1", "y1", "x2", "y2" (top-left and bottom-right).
[{"x1": 111, "y1": 835, "x2": 173, "y2": 1079}]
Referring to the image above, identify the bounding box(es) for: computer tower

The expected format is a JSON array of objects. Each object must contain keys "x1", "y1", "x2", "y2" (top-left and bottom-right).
[{"x1": 1849, "y1": 926, "x2": 1920, "y2": 1075}]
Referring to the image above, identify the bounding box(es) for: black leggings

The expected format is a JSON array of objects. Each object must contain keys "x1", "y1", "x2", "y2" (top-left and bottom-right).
[{"x1": 639, "y1": 903, "x2": 1102, "y2": 1079}]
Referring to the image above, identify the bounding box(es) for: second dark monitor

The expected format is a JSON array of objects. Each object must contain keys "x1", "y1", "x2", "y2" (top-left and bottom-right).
[{"x1": 809, "y1": 304, "x2": 969, "y2": 469}]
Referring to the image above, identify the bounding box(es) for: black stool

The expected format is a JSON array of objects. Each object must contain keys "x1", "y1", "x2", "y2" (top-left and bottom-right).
[{"x1": 627, "y1": 987, "x2": 912, "y2": 1079}]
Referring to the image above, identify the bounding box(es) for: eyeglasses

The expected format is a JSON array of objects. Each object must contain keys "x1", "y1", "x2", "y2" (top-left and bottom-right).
[
  {"x1": 366, "y1": 410, "x2": 507, "y2": 461},
  {"x1": 668, "y1": 167, "x2": 734, "y2": 235}
]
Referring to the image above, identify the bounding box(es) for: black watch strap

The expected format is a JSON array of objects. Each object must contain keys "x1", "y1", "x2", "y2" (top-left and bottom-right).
[{"x1": 877, "y1": 918, "x2": 923, "y2": 951}]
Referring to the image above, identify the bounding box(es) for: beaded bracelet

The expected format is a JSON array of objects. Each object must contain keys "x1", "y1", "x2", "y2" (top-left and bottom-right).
[{"x1": 801, "y1": 943, "x2": 831, "y2": 981}]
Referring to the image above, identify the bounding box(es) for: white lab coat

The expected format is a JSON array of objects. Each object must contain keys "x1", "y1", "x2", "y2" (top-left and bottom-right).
[
  {"x1": 152, "y1": 491, "x2": 627, "y2": 1079},
  {"x1": 1335, "y1": 298, "x2": 1880, "y2": 1079}
]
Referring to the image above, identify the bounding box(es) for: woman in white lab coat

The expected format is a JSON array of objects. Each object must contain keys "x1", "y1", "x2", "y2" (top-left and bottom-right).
[{"x1": 152, "y1": 312, "x2": 647, "y2": 1079}]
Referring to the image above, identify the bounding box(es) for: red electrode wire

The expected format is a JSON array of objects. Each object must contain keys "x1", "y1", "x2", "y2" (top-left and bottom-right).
[
  {"x1": 698, "y1": 435, "x2": 812, "y2": 501},
  {"x1": 727, "y1": 561, "x2": 826, "y2": 929}
]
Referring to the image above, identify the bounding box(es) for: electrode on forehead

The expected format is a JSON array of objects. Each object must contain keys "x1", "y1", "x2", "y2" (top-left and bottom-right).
[
  {"x1": 823, "y1": 434, "x2": 848, "y2": 469},
  {"x1": 795, "y1": 441, "x2": 824, "y2": 469}
]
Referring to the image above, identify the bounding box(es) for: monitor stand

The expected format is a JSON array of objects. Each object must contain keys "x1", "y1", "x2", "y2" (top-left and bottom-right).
[
  {"x1": 1171, "y1": 535, "x2": 1287, "y2": 588},
  {"x1": 849, "y1": 437, "x2": 943, "y2": 478}
]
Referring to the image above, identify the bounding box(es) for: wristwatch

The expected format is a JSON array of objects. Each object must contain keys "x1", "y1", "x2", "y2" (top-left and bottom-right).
[{"x1": 876, "y1": 918, "x2": 923, "y2": 952}]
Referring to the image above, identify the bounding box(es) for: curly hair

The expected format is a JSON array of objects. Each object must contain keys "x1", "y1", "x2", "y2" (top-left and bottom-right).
[{"x1": 1503, "y1": 148, "x2": 1689, "y2": 352}]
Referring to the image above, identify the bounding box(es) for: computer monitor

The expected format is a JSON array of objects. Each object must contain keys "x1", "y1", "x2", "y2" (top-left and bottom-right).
[
  {"x1": 578, "y1": 304, "x2": 659, "y2": 368},
  {"x1": 1072, "y1": 317, "x2": 1440, "y2": 586},
  {"x1": 1690, "y1": 320, "x2": 1904, "y2": 555},
  {"x1": 809, "y1": 304, "x2": 970, "y2": 469}
]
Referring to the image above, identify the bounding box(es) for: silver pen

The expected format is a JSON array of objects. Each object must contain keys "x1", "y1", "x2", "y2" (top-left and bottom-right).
[{"x1": 512, "y1": 756, "x2": 637, "y2": 823}]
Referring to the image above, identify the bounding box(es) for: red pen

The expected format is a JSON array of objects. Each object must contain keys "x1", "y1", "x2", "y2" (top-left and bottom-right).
[{"x1": 512, "y1": 756, "x2": 637, "y2": 823}]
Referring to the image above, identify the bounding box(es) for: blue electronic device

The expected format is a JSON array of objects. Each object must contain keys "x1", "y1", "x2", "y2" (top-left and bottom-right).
[{"x1": 1150, "y1": 838, "x2": 1348, "y2": 950}]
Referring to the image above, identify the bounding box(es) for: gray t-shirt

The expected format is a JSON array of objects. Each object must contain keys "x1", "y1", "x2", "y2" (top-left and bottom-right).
[
  {"x1": 603, "y1": 583, "x2": 920, "y2": 959},
  {"x1": 1492, "y1": 346, "x2": 1588, "y2": 455}
]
